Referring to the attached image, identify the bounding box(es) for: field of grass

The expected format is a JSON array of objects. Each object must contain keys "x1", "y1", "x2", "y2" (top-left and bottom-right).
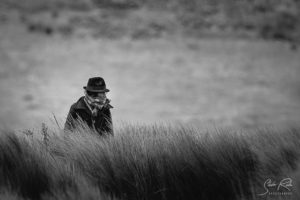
[
  {"x1": 1, "y1": 0, "x2": 300, "y2": 131},
  {"x1": 1, "y1": 25, "x2": 300, "y2": 131},
  {"x1": 1, "y1": 0, "x2": 299, "y2": 43},
  {"x1": 0, "y1": 124, "x2": 299, "y2": 200}
]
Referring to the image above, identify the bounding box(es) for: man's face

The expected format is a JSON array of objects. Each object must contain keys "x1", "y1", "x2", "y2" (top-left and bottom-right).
[{"x1": 86, "y1": 91, "x2": 107, "y2": 104}]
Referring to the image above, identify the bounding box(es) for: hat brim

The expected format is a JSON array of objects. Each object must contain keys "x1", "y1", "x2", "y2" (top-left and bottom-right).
[{"x1": 83, "y1": 86, "x2": 110, "y2": 92}]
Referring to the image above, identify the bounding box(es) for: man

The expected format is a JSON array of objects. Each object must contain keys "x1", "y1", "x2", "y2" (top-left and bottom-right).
[{"x1": 64, "y1": 77, "x2": 113, "y2": 136}]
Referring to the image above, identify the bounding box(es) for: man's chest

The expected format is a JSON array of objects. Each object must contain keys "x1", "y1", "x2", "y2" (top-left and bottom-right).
[{"x1": 76, "y1": 109, "x2": 105, "y2": 124}]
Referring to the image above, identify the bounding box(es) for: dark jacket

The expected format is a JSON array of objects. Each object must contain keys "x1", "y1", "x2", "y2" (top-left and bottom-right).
[{"x1": 64, "y1": 96, "x2": 113, "y2": 136}]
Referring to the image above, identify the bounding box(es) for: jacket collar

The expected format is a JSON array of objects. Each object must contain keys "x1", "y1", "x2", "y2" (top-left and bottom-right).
[
  {"x1": 83, "y1": 96, "x2": 93, "y2": 113},
  {"x1": 74, "y1": 96, "x2": 90, "y2": 111}
]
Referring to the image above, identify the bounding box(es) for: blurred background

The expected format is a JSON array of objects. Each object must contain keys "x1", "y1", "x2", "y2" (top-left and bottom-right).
[{"x1": 0, "y1": 0, "x2": 299, "y2": 131}]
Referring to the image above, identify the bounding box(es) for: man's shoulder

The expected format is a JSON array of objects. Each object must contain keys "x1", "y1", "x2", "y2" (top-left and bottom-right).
[
  {"x1": 70, "y1": 96, "x2": 86, "y2": 110},
  {"x1": 104, "y1": 99, "x2": 113, "y2": 109}
]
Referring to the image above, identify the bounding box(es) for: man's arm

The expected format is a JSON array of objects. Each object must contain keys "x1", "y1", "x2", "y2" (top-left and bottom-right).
[
  {"x1": 64, "y1": 106, "x2": 77, "y2": 131},
  {"x1": 103, "y1": 108, "x2": 113, "y2": 136}
]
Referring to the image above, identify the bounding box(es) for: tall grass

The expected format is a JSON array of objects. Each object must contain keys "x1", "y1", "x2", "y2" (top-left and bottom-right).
[{"x1": 0, "y1": 124, "x2": 299, "y2": 199}]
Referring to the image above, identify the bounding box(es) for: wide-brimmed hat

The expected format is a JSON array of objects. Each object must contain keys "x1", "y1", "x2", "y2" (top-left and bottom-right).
[{"x1": 83, "y1": 77, "x2": 110, "y2": 92}]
